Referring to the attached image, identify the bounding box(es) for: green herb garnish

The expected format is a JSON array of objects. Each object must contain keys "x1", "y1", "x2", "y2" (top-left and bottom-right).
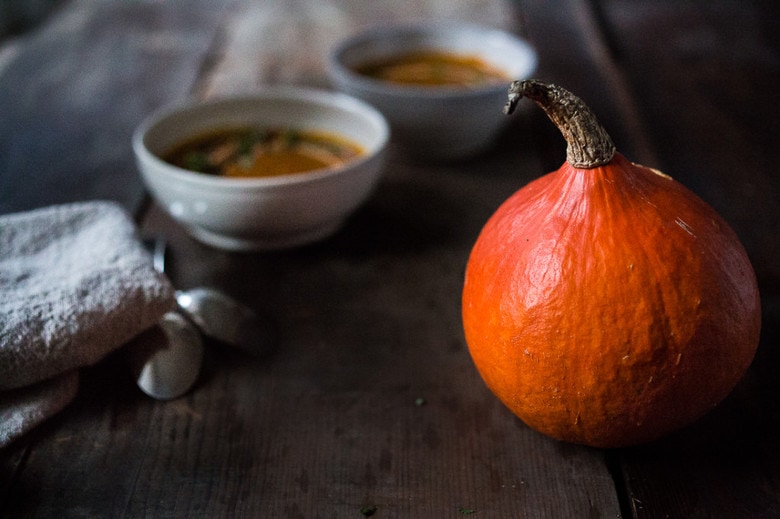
[
  {"x1": 183, "y1": 151, "x2": 211, "y2": 173},
  {"x1": 237, "y1": 129, "x2": 266, "y2": 156},
  {"x1": 282, "y1": 129, "x2": 300, "y2": 147}
]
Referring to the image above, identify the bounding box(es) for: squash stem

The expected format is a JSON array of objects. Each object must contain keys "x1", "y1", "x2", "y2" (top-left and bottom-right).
[{"x1": 504, "y1": 80, "x2": 616, "y2": 168}]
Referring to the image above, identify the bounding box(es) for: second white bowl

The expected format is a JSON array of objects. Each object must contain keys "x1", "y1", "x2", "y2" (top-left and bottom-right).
[{"x1": 328, "y1": 23, "x2": 537, "y2": 161}]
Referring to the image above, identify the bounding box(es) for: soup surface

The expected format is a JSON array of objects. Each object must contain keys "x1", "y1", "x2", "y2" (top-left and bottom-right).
[
  {"x1": 163, "y1": 127, "x2": 364, "y2": 178},
  {"x1": 354, "y1": 50, "x2": 510, "y2": 88}
]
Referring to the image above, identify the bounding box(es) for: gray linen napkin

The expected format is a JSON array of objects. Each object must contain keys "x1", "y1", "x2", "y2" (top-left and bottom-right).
[{"x1": 0, "y1": 201, "x2": 175, "y2": 447}]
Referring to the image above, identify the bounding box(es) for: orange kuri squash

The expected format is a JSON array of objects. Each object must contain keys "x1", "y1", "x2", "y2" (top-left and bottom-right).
[{"x1": 462, "y1": 80, "x2": 761, "y2": 448}]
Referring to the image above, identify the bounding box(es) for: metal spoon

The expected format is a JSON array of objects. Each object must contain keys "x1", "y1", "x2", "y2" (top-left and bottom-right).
[
  {"x1": 132, "y1": 238, "x2": 275, "y2": 399},
  {"x1": 175, "y1": 287, "x2": 276, "y2": 357},
  {"x1": 130, "y1": 311, "x2": 204, "y2": 400},
  {"x1": 129, "y1": 237, "x2": 205, "y2": 400},
  {"x1": 149, "y1": 237, "x2": 276, "y2": 357}
]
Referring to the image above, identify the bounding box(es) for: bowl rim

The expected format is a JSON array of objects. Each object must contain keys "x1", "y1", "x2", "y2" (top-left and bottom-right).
[
  {"x1": 132, "y1": 86, "x2": 390, "y2": 189},
  {"x1": 328, "y1": 21, "x2": 538, "y2": 99}
]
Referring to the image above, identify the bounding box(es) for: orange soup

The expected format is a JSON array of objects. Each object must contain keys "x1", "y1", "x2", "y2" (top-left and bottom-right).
[
  {"x1": 163, "y1": 127, "x2": 364, "y2": 178},
  {"x1": 354, "y1": 50, "x2": 510, "y2": 88}
]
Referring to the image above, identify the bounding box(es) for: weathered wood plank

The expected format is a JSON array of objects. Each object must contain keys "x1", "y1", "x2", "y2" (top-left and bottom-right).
[
  {"x1": 198, "y1": 0, "x2": 516, "y2": 97},
  {"x1": 0, "y1": 0, "x2": 235, "y2": 217},
  {"x1": 0, "y1": 0, "x2": 233, "y2": 511}
]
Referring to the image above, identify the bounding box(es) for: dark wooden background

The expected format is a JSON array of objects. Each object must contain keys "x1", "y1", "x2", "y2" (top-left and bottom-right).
[{"x1": 1, "y1": 0, "x2": 779, "y2": 517}]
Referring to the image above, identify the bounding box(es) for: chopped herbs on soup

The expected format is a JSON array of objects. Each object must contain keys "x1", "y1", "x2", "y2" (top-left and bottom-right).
[
  {"x1": 354, "y1": 50, "x2": 510, "y2": 88},
  {"x1": 163, "y1": 127, "x2": 364, "y2": 178}
]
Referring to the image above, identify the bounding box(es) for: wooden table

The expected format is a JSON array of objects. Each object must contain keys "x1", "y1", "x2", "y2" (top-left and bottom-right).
[{"x1": 1, "y1": 0, "x2": 779, "y2": 516}]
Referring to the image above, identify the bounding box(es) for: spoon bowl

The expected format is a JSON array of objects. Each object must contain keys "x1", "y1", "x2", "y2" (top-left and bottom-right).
[
  {"x1": 132, "y1": 237, "x2": 276, "y2": 399},
  {"x1": 129, "y1": 311, "x2": 204, "y2": 400},
  {"x1": 176, "y1": 287, "x2": 276, "y2": 357}
]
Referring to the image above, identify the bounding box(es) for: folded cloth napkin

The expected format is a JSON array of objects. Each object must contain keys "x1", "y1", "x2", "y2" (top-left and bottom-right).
[
  {"x1": 0, "y1": 201, "x2": 175, "y2": 447},
  {"x1": 0, "y1": 371, "x2": 79, "y2": 447}
]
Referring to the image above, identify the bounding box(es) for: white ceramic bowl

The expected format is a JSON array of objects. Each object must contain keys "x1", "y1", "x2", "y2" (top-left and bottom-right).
[
  {"x1": 328, "y1": 23, "x2": 537, "y2": 161},
  {"x1": 133, "y1": 88, "x2": 389, "y2": 251}
]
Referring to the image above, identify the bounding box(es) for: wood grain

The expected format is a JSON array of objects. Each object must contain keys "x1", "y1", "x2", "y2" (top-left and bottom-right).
[
  {"x1": 0, "y1": 0, "x2": 233, "y2": 216},
  {"x1": 198, "y1": 0, "x2": 516, "y2": 97}
]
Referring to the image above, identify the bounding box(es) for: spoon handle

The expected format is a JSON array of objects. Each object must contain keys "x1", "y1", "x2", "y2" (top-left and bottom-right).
[{"x1": 144, "y1": 236, "x2": 167, "y2": 274}]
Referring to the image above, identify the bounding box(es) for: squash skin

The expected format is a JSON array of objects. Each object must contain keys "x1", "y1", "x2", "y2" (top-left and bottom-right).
[{"x1": 462, "y1": 152, "x2": 761, "y2": 448}]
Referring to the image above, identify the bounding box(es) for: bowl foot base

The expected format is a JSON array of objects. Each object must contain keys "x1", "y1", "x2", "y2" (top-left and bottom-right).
[{"x1": 187, "y1": 221, "x2": 343, "y2": 251}]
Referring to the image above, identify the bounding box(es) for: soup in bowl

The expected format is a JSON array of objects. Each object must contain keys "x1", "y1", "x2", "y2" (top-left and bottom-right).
[
  {"x1": 133, "y1": 88, "x2": 389, "y2": 251},
  {"x1": 328, "y1": 23, "x2": 537, "y2": 160},
  {"x1": 353, "y1": 50, "x2": 511, "y2": 88},
  {"x1": 162, "y1": 126, "x2": 365, "y2": 178}
]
